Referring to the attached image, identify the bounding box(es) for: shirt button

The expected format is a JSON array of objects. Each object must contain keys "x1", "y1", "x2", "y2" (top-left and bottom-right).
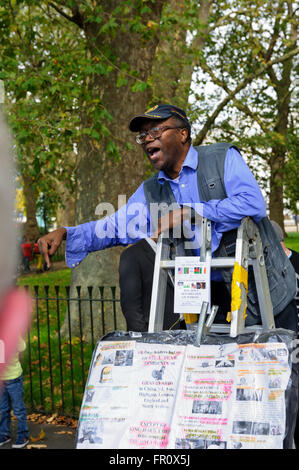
[
  {"x1": 181, "y1": 184, "x2": 185, "y2": 188},
  {"x1": 72, "y1": 264, "x2": 75, "y2": 267}
]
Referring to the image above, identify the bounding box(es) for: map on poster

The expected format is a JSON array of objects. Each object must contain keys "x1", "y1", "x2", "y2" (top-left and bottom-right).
[
  {"x1": 76, "y1": 340, "x2": 291, "y2": 449},
  {"x1": 174, "y1": 256, "x2": 211, "y2": 313}
]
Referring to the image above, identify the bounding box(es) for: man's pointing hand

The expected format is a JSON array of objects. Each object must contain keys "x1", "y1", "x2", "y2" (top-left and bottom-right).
[{"x1": 37, "y1": 227, "x2": 67, "y2": 268}]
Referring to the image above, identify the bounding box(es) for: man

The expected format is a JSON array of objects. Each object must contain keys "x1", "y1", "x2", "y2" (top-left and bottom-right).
[{"x1": 38, "y1": 104, "x2": 297, "y2": 332}]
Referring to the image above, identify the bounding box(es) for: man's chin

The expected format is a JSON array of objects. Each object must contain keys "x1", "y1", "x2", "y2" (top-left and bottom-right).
[{"x1": 149, "y1": 159, "x2": 162, "y2": 170}]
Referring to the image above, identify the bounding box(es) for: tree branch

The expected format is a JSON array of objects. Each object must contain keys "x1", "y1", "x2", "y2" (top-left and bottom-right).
[
  {"x1": 193, "y1": 46, "x2": 299, "y2": 145},
  {"x1": 199, "y1": 61, "x2": 269, "y2": 133},
  {"x1": 48, "y1": 2, "x2": 84, "y2": 28},
  {"x1": 206, "y1": 8, "x2": 251, "y2": 34}
]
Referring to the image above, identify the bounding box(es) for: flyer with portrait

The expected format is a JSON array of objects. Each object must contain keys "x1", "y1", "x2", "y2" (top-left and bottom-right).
[{"x1": 174, "y1": 256, "x2": 211, "y2": 313}]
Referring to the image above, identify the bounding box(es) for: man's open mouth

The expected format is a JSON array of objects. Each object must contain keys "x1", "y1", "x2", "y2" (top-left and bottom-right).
[{"x1": 147, "y1": 146, "x2": 161, "y2": 159}]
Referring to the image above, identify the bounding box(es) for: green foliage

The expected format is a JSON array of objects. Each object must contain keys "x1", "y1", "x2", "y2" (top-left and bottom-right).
[
  {"x1": 189, "y1": 0, "x2": 298, "y2": 213},
  {"x1": 0, "y1": 0, "x2": 160, "y2": 221},
  {"x1": 285, "y1": 232, "x2": 299, "y2": 252},
  {"x1": 1, "y1": 0, "x2": 297, "y2": 228},
  {"x1": 284, "y1": 132, "x2": 299, "y2": 214}
]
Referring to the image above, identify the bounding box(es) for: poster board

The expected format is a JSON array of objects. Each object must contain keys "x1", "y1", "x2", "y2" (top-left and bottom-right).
[
  {"x1": 76, "y1": 330, "x2": 297, "y2": 449},
  {"x1": 174, "y1": 257, "x2": 211, "y2": 313}
]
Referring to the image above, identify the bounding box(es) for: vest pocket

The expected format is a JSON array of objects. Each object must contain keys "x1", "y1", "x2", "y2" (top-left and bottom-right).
[{"x1": 201, "y1": 177, "x2": 226, "y2": 201}]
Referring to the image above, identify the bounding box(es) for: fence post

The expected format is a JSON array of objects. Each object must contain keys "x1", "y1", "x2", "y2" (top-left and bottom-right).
[
  {"x1": 55, "y1": 285, "x2": 65, "y2": 414},
  {"x1": 111, "y1": 286, "x2": 117, "y2": 330},
  {"x1": 88, "y1": 286, "x2": 95, "y2": 350},
  {"x1": 99, "y1": 286, "x2": 105, "y2": 335},
  {"x1": 76, "y1": 286, "x2": 85, "y2": 393},
  {"x1": 45, "y1": 285, "x2": 54, "y2": 412},
  {"x1": 66, "y1": 285, "x2": 76, "y2": 414},
  {"x1": 34, "y1": 285, "x2": 44, "y2": 411}
]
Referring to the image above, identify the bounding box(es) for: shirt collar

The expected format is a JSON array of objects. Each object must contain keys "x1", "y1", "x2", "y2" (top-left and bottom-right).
[{"x1": 157, "y1": 145, "x2": 198, "y2": 182}]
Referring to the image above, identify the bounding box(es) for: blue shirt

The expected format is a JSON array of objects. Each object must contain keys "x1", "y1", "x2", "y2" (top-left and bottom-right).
[{"x1": 65, "y1": 145, "x2": 266, "y2": 269}]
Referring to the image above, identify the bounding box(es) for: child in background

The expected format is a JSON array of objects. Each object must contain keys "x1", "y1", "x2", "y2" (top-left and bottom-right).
[
  {"x1": 33, "y1": 238, "x2": 43, "y2": 273},
  {"x1": 0, "y1": 338, "x2": 29, "y2": 448}
]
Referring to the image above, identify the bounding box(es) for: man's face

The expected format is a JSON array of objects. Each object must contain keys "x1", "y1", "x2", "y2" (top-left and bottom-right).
[{"x1": 139, "y1": 117, "x2": 189, "y2": 179}]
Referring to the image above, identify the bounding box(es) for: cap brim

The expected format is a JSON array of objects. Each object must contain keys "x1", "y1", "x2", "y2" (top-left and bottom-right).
[{"x1": 129, "y1": 114, "x2": 168, "y2": 132}]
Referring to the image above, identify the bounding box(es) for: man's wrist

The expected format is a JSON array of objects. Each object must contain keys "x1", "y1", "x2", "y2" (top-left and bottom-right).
[{"x1": 61, "y1": 227, "x2": 67, "y2": 240}]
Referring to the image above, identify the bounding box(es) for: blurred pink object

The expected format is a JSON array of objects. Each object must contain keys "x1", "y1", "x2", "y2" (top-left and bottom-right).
[{"x1": 0, "y1": 288, "x2": 32, "y2": 377}]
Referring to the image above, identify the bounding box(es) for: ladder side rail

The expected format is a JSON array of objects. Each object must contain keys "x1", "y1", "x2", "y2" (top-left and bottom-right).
[
  {"x1": 250, "y1": 238, "x2": 275, "y2": 330},
  {"x1": 148, "y1": 232, "x2": 170, "y2": 333},
  {"x1": 195, "y1": 218, "x2": 213, "y2": 342},
  {"x1": 229, "y1": 218, "x2": 250, "y2": 337}
]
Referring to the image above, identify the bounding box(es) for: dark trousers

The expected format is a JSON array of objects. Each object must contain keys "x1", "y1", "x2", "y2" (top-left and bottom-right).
[
  {"x1": 274, "y1": 299, "x2": 298, "y2": 334},
  {"x1": 212, "y1": 283, "x2": 298, "y2": 335}
]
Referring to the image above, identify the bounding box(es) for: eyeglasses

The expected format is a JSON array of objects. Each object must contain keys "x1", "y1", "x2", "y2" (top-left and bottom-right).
[{"x1": 135, "y1": 126, "x2": 184, "y2": 144}]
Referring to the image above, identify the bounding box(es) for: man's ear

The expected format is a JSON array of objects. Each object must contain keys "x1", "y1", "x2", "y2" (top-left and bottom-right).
[
  {"x1": 182, "y1": 128, "x2": 189, "y2": 144},
  {"x1": 180, "y1": 128, "x2": 189, "y2": 144}
]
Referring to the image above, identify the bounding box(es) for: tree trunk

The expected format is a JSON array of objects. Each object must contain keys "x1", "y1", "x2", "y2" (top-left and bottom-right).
[
  {"x1": 269, "y1": 69, "x2": 293, "y2": 231},
  {"x1": 268, "y1": 1, "x2": 296, "y2": 232},
  {"x1": 173, "y1": 0, "x2": 213, "y2": 107},
  {"x1": 269, "y1": 148, "x2": 285, "y2": 230},
  {"x1": 61, "y1": 0, "x2": 166, "y2": 340},
  {"x1": 152, "y1": 0, "x2": 213, "y2": 108},
  {"x1": 55, "y1": 178, "x2": 75, "y2": 228},
  {"x1": 151, "y1": 0, "x2": 188, "y2": 104},
  {"x1": 22, "y1": 174, "x2": 40, "y2": 243}
]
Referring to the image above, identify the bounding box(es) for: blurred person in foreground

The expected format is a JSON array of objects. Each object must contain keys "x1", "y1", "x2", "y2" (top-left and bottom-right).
[{"x1": 0, "y1": 113, "x2": 32, "y2": 415}]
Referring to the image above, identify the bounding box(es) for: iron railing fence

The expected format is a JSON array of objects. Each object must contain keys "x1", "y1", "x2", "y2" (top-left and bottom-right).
[{"x1": 22, "y1": 285, "x2": 124, "y2": 418}]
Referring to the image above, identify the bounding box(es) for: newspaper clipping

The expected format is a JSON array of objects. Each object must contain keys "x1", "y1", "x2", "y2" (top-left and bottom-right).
[{"x1": 76, "y1": 340, "x2": 291, "y2": 449}]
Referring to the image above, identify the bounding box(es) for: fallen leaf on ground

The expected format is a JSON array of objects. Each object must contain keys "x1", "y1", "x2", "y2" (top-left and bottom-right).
[
  {"x1": 46, "y1": 413, "x2": 58, "y2": 423},
  {"x1": 54, "y1": 430, "x2": 73, "y2": 435},
  {"x1": 27, "y1": 444, "x2": 48, "y2": 449},
  {"x1": 30, "y1": 428, "x2": 45, "y2": 442},
  {"x1": 27, "y1": 412, "x2": 78, "y2": 428}
]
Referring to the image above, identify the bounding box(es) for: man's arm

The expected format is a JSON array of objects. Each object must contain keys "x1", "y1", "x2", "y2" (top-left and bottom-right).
[
  {"x1": 202, "y1": 147, "x2": 266, "y2": 225},
  {"x1": 38, "y1": 184, "x2": 151, "y2": 268}
]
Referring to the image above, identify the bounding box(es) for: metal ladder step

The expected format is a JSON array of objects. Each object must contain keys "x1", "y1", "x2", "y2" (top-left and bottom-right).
[{"x1": 148, "y1": 217, "x2": 275, "y2": 343}]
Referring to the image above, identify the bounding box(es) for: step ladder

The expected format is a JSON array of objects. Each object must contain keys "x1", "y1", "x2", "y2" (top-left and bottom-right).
[{"x1": 148, "y1": 217, "x2": 275, "y2": 343}]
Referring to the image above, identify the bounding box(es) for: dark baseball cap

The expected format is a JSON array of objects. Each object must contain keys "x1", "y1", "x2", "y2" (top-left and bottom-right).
[{"x1": 129, "y1": 104, "x2": 191, "y2": 132}]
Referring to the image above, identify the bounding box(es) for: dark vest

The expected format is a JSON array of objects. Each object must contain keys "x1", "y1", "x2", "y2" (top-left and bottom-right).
[{"x1": 143, "y1": 143, "x2": 297, "y2": 325}]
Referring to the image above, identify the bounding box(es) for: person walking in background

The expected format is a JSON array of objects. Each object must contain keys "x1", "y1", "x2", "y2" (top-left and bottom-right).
[
  {"x1": 21, "y1": 236, "x2": 32, "y2": 274},
  {"x1": 0, "y1": 338, "x2": 29, "y2": 448}
]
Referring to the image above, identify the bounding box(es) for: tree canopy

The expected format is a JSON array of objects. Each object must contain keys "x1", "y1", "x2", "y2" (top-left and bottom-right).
[
  {"x1": 1, "y1": 0, "x2": 297, "y2": 338},
  {"x1": 0, "y1": 1, "x2": 297, "y2": 239}
]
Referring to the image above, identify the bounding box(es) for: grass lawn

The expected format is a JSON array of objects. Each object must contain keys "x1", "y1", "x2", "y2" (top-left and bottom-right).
[
  {"x1": 285, "y1": 231, "x2": 299, "y2": 252},
  {"x1": 17, "y1": 265, "x2": 72, "y2": 289}
]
